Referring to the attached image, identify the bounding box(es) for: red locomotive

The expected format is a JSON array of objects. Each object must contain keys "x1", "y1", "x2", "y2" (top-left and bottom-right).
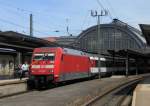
[{"x1": 28, "y1": 47, "x2": 96, "y2": 88}]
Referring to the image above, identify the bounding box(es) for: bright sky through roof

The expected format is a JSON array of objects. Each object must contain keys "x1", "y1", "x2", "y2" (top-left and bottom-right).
[{"x1": 0, "y1": 0, "x2": 149, "y2": 37}]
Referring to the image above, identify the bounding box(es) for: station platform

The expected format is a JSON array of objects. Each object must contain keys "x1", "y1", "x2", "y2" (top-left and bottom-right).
[
  {"x1": 132, "y1": 77, "x2": 150, "y2": 106},
  {"x1": 0, "y1": 78, "x2": 27, "y2": 86},
  {"x1": 0, "y1": 78, "x2": 28, "y2": 98},
  {"x1": 0, "y1": 75, "x2": 142, "y2": 106}
]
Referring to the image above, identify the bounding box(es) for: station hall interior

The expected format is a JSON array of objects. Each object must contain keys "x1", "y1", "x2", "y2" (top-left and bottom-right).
[{"x1": 1, "y1": 19, "x2": 150, "y2": 78}]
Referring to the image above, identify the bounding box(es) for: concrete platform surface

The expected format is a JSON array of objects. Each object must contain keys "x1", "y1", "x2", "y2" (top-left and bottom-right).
[
  {"x1": 0, "y1": 77, "x2": 140, "y2": 106},
  {"x1": 0, "y1": 78, "x2": 27, "y2": 86},
  {"x1": 0, "y1": 78, "x2": 27, "y2": 98},
  {"x1": 111, "y1": 75, "x2": 126, "y2": 78},
  {"x1": 132, "y1": 77, "x2": 150, "y2": 106}
]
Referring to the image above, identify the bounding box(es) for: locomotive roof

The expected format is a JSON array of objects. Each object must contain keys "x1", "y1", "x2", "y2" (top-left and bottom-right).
[
  {"x1": 62, "y1": 48, "x2": 87, "y2": 56},
  {"x1": 34, "y1": 47, "x2": 88, "y2": 57}
]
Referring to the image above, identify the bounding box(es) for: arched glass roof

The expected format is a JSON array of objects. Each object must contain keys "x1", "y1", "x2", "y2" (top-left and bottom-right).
[{"x1": 74, "y1": 19, "x2": 146, "y2": 53}]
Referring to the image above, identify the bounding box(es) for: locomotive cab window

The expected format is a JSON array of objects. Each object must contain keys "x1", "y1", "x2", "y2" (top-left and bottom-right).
[
  {"x1": 33, "y1": 54, "x2": 44, "y2": 60},
  {"x1": 43, "y1": 53, "x2": 55, "y2": 61},
  {"x1": 33, "y1": 53, "x2": 55, "y2": 61}
]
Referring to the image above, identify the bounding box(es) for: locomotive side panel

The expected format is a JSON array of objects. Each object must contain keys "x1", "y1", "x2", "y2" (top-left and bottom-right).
[
  {"x1": 52, "y1": 48, "x2": 63, "y2": 82},
  {"x1": 58, "y1": 54, "x2": 91, "y2": 81}
]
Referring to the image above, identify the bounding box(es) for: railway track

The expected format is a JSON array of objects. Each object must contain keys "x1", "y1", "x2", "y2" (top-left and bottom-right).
[
  {"x1": 82, "y1": 77, "x2": 143, "y2": 106},
  {"x1": 0, "y1": 77, "x2": 96, "y2": 99},
  {"x1": 1, "y1": 74, "x2": 150, "y2": 106}
]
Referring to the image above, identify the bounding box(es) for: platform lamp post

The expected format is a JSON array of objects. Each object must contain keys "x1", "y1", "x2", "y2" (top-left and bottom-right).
[{"x1": 91, "y1": 10, "x2": 108, "y2": 79}]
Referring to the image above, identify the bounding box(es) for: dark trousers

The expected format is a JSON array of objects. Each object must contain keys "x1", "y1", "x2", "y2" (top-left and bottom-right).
[{"x1": 20, "y1": 70, "x2": 28, "y2": 79}]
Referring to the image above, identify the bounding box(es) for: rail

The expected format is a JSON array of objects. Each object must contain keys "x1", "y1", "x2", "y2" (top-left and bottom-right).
[{"x1": 82, "y1": 76, "x2": 144, "y2": 106}]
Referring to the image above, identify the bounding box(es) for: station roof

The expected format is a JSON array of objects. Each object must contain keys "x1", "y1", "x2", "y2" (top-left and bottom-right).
[
  {"x1": 108, "y1": 49, "x2": 150, "y2": 59},
  {"x1": 76, "y1": 19, "x2": 146, "y2": 49},
  {"x1": 139, "y1": 24, "x2": 150, "y2": 45},
  {"x1": 0, "y1": 31, "x2": 58, "y2": 51}
]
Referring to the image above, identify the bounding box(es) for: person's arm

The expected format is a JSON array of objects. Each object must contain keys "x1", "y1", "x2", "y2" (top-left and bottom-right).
[
  {"x1": 27, "y1": 64, "x2": 29, "y2": 70},
  {"x1": 21, "y1": 64, "x2": 24, "y2": 70}
]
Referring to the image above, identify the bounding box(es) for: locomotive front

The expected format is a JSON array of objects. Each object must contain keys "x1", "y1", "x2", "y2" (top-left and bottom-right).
[{"x1": 28, "y1": 48, "x2": 57, "y2": 89}]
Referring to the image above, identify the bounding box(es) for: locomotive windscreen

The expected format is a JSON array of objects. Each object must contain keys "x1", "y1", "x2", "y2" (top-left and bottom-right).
[{"x1": 33, "y1": 53, "x2": 55, "y2": 61}]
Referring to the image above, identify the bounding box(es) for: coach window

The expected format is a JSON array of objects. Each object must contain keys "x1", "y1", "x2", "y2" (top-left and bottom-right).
[
  {"x1": 105, "y1": 60, "x2": 113, "y2": 67},
  {"x1": 100, "y1": 61, "x2": 106, "y2": 67},
  {"x1": 95, "y1": 60, "x2": 98, "y2": 67}
]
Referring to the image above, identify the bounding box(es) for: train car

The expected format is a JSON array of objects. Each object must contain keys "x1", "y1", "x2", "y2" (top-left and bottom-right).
[
  {"x1": 88, "y1": 55, "x2": 115, "y2": 77},
  {"x1": 28, "y1": 47, "x2": 147, "y2": 89},
  {"x1": 28, "y1": 47, "x2": 93, "y2": 88},
  {"x1": 89, "y1": 55, "x2": 140, "y2": 76},
  {"x1": 87, "y1": 54, "x2": 133, "y2": 76}
]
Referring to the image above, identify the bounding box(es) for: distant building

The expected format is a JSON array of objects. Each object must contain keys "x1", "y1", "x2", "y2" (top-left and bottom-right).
[
  {"x1": 43, "y1": 37, "x2": 57, "y2": 42},
  {"x1": 43, "y1": 36, "x2": 77, "y2": 46}
]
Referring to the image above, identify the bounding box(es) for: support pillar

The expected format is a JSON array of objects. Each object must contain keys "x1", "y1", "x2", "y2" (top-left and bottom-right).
[
  {"x1": 112, "y1": 50, "x2": 115, "y2": 75},
  {"x1": 145, "y1": 59, "x2": 148, "y2": 73},
  {"x1": 135, "y1": 59, "x2": 138, "y2": 75},
  {"x1": 125, "y1": 52, "x2": 129, "y2": 77},
  {"x1": 17, "y1": 52, "x2": 22, "y2": 65}
]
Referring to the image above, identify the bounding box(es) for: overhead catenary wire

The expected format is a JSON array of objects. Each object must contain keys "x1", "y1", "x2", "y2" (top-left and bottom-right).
[
  {"x1": 104, "y1": 0, "x2": 119, "y2": 19},
  {"x1": 0, "y1": 0, "x2": 35, "y2": 14},
  {"x1": 0, "y1": 16, "x2": 82, "y2": 35},
  {"x1": 0, "y1": 5, "x2": 78, "y2": 36},
  {"x1": 96, "y1": 0, "x2": 105, "y2": 10},
  {"x1": 81, "y1": 11, "x2": 91, "y2": 31},
  {"x1": 0, "y1": 2, "x2": 80, "y2": 35},
  {"x1": 0, "y1": 17, "x2": 50, "y2": 35},
  {"x1": 96, "y1": 0, "x2": 113, "y2": 20},
  {"x1": 0, "y1": 0, "x2": 68, "y2": 33},
  {"x1": 0, "y1": 0, "x2": 97, "y2": 36},
  {"x1": 0, "y1": 3, "x2": 51, "y2": 35},
  {"x1": 0, "y1": 2, "x2": 58, "y2": 28}
]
